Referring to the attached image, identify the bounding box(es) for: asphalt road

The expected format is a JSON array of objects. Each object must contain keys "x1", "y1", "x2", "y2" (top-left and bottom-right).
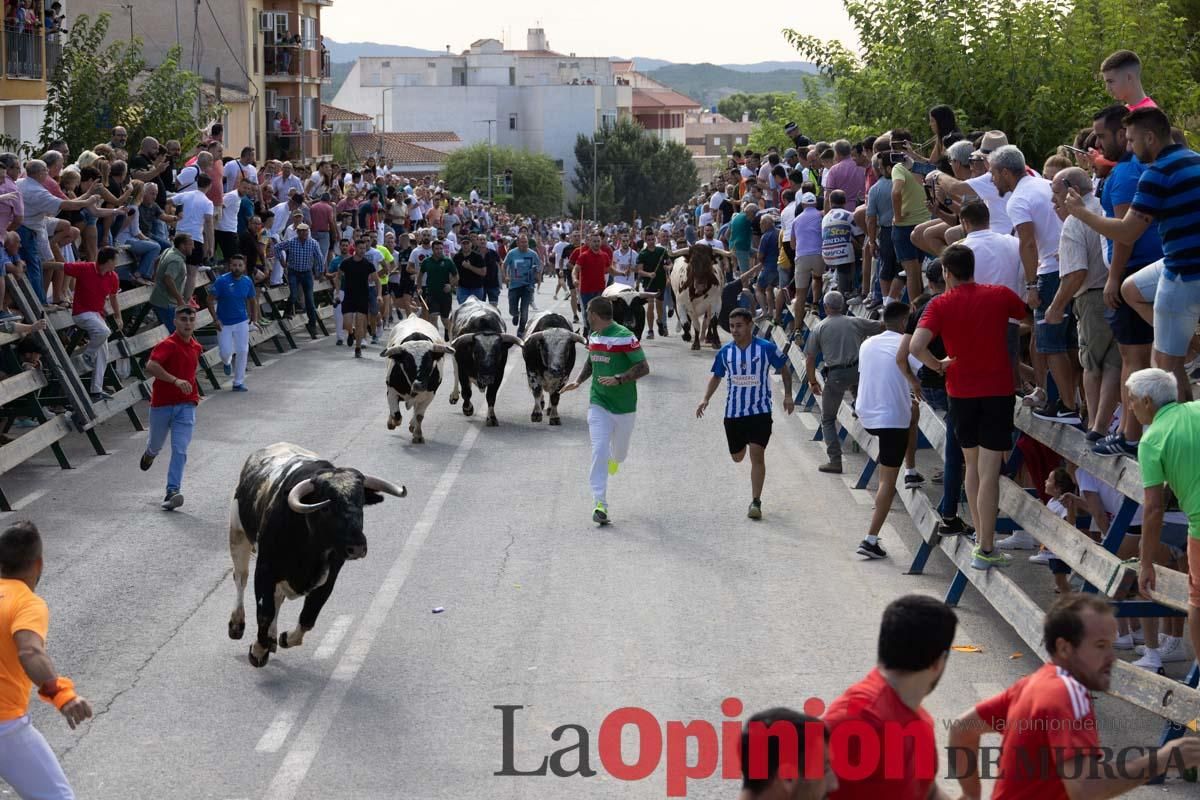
[{"x1": 0, "y1": 290, "x2": 1192, "y2": 799}]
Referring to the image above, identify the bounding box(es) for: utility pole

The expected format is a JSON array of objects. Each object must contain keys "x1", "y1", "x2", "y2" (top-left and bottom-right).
[
  {"x1": 380, "y1": 87, "x2": 394, "y2": 161},
  {"x1": 476, "y1": 119, "x2": 496, "y2": 201},
  {"x1": 120, "y1": 3, "x2": 134, "y2": 42},
  {"x1": 592, "y1": 136, "x2": 604, "y2": 223}
]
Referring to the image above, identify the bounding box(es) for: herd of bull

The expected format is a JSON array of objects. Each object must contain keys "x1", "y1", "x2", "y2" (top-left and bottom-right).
[{"x1": 222, "y1": 247, "x2": 732, "y2": 667}]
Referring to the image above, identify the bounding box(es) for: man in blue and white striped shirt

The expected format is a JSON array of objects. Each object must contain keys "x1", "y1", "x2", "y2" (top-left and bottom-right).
[{"x1": 696, "y1": 307, "x2": 793, "y2": 520}]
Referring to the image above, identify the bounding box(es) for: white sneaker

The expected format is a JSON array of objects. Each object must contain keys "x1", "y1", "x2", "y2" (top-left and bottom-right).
[
  {"x1": 1114, "y1": 633, "x2": 1135, "y2": 651},
  {"x1": 1132, "y1": 648, "x2": 1163, "y2": 671},
  {"x1": 1159, "y1": 636, "x2": 1191, "y2": 664},
  {"x1": 1028, "y1": 549, "x2": 1054, "y2": 564},
  {"x1": 998, "y1": 531, "x2": 1038, "y2": 550},
  {"x1": 1022, "y1": 387, "x2": 1047, "y2": 408}
]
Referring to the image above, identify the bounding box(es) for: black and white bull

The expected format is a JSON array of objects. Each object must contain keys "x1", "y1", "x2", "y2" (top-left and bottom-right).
[
  {"x1": 521, "y1": 313, "x2": 587, "y2": 425},
  {"x1": 381, "y1": 317, "x2": 455, "y2": 443},
  {"x1": 228, "y1": 442, "x2": 407, "y2": 668},
  {"x1": 447, "y1": 297, "x2": 523, "y2": 427},
  {"x1": 601, "y1": 284, "x2": 657, "y2": 341}
]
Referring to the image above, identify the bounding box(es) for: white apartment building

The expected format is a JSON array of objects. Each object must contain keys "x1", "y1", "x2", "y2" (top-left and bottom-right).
[{"x1": 330, "y1": 28, "x2": 633, "y2": 203}]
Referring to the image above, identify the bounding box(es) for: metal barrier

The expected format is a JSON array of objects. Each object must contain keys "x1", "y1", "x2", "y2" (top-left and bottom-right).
[
  {"x1": 758, "y1": 311, "x2": 1200, "y2": 734},
  {"x1": 0, "y1": 271, "x2": 337, "y2": 508}
]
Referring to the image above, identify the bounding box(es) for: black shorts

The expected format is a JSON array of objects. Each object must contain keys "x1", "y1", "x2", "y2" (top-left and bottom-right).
[
  {"x1": 342, "y1": 294, "x2": 368, "y2": 315},
  {"x1": 866, "y1": 426, "x2": 908, "y2": 468},
  {"x1": 559, "y1": 268, "x2": 575, "y2": 290},
  {"x1": 389, "y1": 280, "x2": 414, "y2": 298},
  {"x1": 424, "y1": 293, "x2": 452, "y2": 318},
  {"x1": 1106, "y1": 297, "x2": 1154, "y2": 346},
  {"x1": 948, "y1": 394, "x2": 1014, "y2": 451},
  {"x1": 186, "y1": 244, "x2": 206, "y2": 266},
  {"x1": 724, "y1": 413, "x2": 772, "y2": 454},
  {"x1": 876, "y1": 226, "x2": 898, "y2": 282}
]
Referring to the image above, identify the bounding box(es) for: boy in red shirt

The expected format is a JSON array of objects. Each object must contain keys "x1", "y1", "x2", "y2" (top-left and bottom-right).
[
  {"x1": 949, "y1": 595, "x2": 1200, "y2": 798},
  {"x1": 65, "y1": 247, "x2": 121, "y2": 402},
  {"x1": 571, "y1": 232, "x2": 613, "y2": 335},
  {"x1": 140, "y1": 305, "x2": 202, "y2": 510},
  {"x1": 824, "y1": 595, "x2": 957, "y2": 800},
  {"x1": 910, "y1": 244, "x2": 1029, "y2": 570}
]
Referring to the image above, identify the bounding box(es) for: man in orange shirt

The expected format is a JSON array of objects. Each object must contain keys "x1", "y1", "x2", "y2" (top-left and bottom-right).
[
  {"x1": 0, "y1": 520, "x2": 92, "y2": 797},
  {"x1": 950, "y1": 595, "x2": 1200, "y2": 798},
  {"x1": 823, "y1": 595, "x2": 957, "y2": 800}
]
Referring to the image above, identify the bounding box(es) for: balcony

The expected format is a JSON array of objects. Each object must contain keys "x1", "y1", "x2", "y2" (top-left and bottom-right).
[
  {"x1": 319, "y1": 130, "x2": 332, "y2": 158},
  {"x1": 44, "y1": 36, "x2": 60, "y2": 76},
  {"x1": 264, "y1": 45, "x2": 300, "y2": 79},
  {"x1": 320, "y1": 49, "x2": 330, "y2": 81},
  {"x1": 5, "y1": 26, "x2": 43, "y2": 79},
  {"x1": 266, "y1": 131, "x2": 331, "y2": 164}
]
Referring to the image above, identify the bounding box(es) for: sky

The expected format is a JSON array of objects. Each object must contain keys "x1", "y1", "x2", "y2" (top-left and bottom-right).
[{"x1": 320, "y1": 0, "x2": 859, "y2": 64}]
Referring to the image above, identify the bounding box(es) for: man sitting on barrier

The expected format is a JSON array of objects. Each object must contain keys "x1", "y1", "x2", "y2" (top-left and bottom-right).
[
  {"x1": 1131, "y1": 367, "x2": 1200, "y2": 675},
  {"x1": 65, "y1": 246, "x2": 121, "y2": 403}
]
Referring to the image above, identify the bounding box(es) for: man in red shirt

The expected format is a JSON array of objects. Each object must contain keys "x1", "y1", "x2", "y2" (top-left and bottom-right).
[
  {"x1": 823, "y1": 595, "x2": 957, "y2": 800},
  {"x1": 65, "y1": 247, "x2": 121, "y2": 402},
  {"x1": 738, "y1": 707, "x2": 839, "y2": 799},
  {"x1": 910, "y1": 244, "x2": 1029, "y2": 570},
  {"x1": 571, "y1": 232, "x2": 614, "y2": 335},
  {"x1": 949, "y1": 595, "x2": 1200, "y2": 798},
  {"x1": 140, "y1": 305, "x2": 202, "y2": 510}
]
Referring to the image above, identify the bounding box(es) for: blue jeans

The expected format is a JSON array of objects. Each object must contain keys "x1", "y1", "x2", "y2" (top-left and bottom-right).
[
  {"x1": 507, "y1": 284, "x2": 534, "y2": 334},
  {"x1": 314, "y1": 232, "x2": 330, "y2": 270},
  {"x1": 923, "y1": 387, "x2": 964, "y2": 519},
  {"x1": 580, "y1": 291, "x2": 602, "y2": 334},
  {"x1": 287, "y1": 269, "x2": 317, "y2": 326},
  {"x1": 485, "y1": 286, "x2": 500, "y2": 305},
  {"x1": 17, "y1": 225, "x2": 45, "y2": 304},
  {"x1": 457, "y1": 287, "x2": 485, "y2": 304},
  {"x1": 147, "y1": 403, "x2": 196, "y2": 493},
  {"x1": 125, "y1": 238, "x2": 161, "y2": 280},
  {"x1": 154, "y1": 305, "x2": 176, "y2": 333}
]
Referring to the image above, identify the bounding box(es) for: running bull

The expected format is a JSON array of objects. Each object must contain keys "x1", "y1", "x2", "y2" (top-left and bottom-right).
[
  {"x1": 521, "y1": 312, "x2": 587, "y2": 425},
  {"x1": 601, "y1": 284, "x2": 657, "y2": 341},
  {"x1": 447, "y1": 296, "x2": 524, "y2": 426},
  {"x1": 228, "y1": 442, "x2": 407, "y2": 668},
  {"x1": 381, "y1": 317, "x2": 455, "y2": 443}
]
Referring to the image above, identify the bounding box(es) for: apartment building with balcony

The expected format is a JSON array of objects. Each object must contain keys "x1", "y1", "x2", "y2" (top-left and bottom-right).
[
  {"x1": 0, "y1": 0, "x2": 60, "y2": 145},
  {"x1": 257, "y1": 0, "x2": 331, "y2": 164}
]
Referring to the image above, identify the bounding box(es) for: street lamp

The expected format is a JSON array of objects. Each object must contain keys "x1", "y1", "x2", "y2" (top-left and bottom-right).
[
  {"x1": 475, "y1": 119, "x2": 496, "y2": 201},
  {"x1": 379, "y1": 87, "x2": 394, "y2": 160}
]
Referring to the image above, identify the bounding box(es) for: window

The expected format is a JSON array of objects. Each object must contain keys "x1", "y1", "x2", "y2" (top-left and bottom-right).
[
  {"x1": 713, "y1": 136, "x2": 722, "y2": 145},
  {"x1": 508, "y1": 114, "x2": 518, "y2": 130},
  {"x1": 265, "y1": 89, "x2": 277, "y2": 110},
  {"x1": 508, "y1": 67, "x2": 515, "y2": 86},
  {"x1": 300, "y1": 16, "x2": 317, "y2": 50},
  {"x1": 303, "y1": 97, "x2": 319, "y2": 130},
  {"x1": 381, "y1": 60, "x2": 390, "y2": 68},
  {"x1": 601, "y1": 112, "x2": 616, "y2": 130},
  {"x1": 452, "y1": 67, "x2": 466, "y2": 86},
  {"x1": 274, "y1": 97, "x2": 291, "y2": 123},
  {"x1": 734, "y1": 136, "x2": 743, "y2": 144}
]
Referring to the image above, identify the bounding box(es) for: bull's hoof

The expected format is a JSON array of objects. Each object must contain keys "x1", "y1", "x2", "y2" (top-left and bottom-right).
[
  {"x1": 248, "y1": 646, "x2": 269, "y2": 668},
  {"x1": 548, "y1": 416, "x2": 562, "y2": 426},
  {"x1": 462, "y1": 403, "x2": 474, "y2": 417},
  {"x1": 691, "y1": 340, "x2": 701, "y2": 351},
  {"x1": 228, "y1": 619, "x2": 245, "y2": 640},
  {"x1": 412, "y1": 433, "x2": 424, "y2": 444},
  {"x1": 387, "y1": 415, "x2": 400, "y2": 431},
  {"x1": 279, "y1": 631, "x2": 298, "y2": 649},
  {"x1": 682, "y1": 330, "x2": 692, "y2": 342},
  {"x1": 449, "y1": 395, "x2": 459, "y2": 405},
  {"x1": 531, "y1": 410, "x2": 543, "y2": 422},
  {"x1": 486, "y1": 415, "x2": 498, "y2": 427}
]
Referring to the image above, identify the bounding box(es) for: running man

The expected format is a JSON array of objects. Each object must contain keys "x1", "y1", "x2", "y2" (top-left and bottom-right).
[
  {"x1": 696, "y1": 307, "x2": 794, "y2": 520},
  {"x1": 0, "y1": 521, "x2": 93, "y2": 799},
  {"x1": 334, "y1": 234, "x2": 379, "y2": 359},
  {"x1": 562, "y1": 296, "x2": 650, "y2": 525},
  {"x1": 140, "y1": 304, "x2": 202, "y2": 510},
  {"x1": 637, "y1": 228, "x2": 671, "y2": 339},
  {"x1": 206, "y1": 253, "x2": 258, "y2": 391}
]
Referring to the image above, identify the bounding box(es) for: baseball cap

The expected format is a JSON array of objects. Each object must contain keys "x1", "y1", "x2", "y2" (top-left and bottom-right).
[
  {"x1": 296, "y1": 223, "x2": 310, "y2": 231},
  {"x1": 784, "y1": 148, "x2": 798, "y2": 159},
  {"x1": 800, "y1": 192, "x2": 817, "y2": 205}
]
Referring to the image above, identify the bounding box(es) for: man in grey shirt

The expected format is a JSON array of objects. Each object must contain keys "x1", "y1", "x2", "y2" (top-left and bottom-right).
[{"x1": 805, "y1": 291, "x2": 883, "y2": 472}]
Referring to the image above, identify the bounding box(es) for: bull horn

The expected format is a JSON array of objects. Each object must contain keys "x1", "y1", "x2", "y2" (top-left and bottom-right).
[
  {"x1": 363, "y1": 476, "x2": 407, "y2": 498},
  {"x1": 522, "y1": 331, "x2": 544, "y2": 347},
  {"x1": 571, "y1": 333, "x2": 588, "y2": 345},
  {"x1": 500, "y1": 333, "x2": 524, "y2": 347},
  {"x1": 450, "y1": 333, "x2": 475, "y2": 351},
  {"x1": 287, "y1": 479, "x2": 331, "y2": 514},
  {"x1": 432, "y1": 343, "x2": 456, "y2": 355}
]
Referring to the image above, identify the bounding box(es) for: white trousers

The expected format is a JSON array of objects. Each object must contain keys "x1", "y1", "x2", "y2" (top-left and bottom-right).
[
  {"x1": 332, "y1": 289, "x2": 344, "y2": 336},
  {"x1": 0, "y1": 715, "x2": 75, "y2": 799},
  {"x1": 72, "y1": 311, "x2": 109, "y2": 393},
  {"x1": 588, "y1": 404, "x2": 636, "y2": 504},
  {"x1": 217, "y1": 320, "x2": 250, "y2": 386}
]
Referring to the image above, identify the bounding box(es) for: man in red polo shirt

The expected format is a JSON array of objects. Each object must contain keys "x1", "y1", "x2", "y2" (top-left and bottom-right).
[
  {"x1": 909, "y1": 243, "x2": 1029, "y2": 571},
  {"x1": 571, "y1": 232, "x2": 614, "y2": 335},
  {"x1": 65, "y1": 247, "x2": 121, "y2": 402},
  {"x1": 949, "y1": 595, "x2": 1200, "y2": 798},
  {"x1": 140, "y1": 305, "x2": 202, "y2": 510},
  {"x1": 823, "y1": 595, "x2": 957, "y2": 800}
]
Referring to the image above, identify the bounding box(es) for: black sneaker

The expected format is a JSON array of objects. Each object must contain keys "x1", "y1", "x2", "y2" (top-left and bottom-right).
[
  {"x1": 1032, "y1": 401, "x2": 1082, "y2": 425},
  {"x1": 161, "y1": 490, "x2": 184, "y2": 510},
  {"x1": 1085, "y1": 430, "x2": 1105, "y2": 443},
  {"x1": 139, "y1": 451, "x2": 155, "y2": 472},
  {"x1": 938, "y1": 516, "x2": 974, "y2": 536},
  {"x1": 1093, "y1": 435, "x2": 1138, "y2": 458},
  {"x1": 856, "y1": 539, "x2": 887, "y2": 559},
  {"x1": 354, "y1": 347, "x2": 363, "y2": 359},
  {"x1": 658, "y1": 322, "x2": 668, "y2": 337},
  {"x1": 747, "y1": 499, "x2": 762, "y2": 520},
  {"x1": 904, "y1": 472, "x2": 925, "y2": 487}
]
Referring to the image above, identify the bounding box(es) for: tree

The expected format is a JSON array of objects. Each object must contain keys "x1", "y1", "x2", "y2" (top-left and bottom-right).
[
  {"x1": 572, "y1": 118, "x2": 698, "y2": 222},
  {"x1": 717, "y1": 92, "x2": 797, "y2": 123},
  {"x1": 442, "y1": 144, "x2": 563, "y2": 217},
  {"x1": 747, "y1": 77, "x2": 874, "y2": 153},
  {"x1": 40, "y1": 13, "x2": 214, "y2": 155},
  {"x1": 780, "y1": 0, "x2": 1200, "y2": 160}
]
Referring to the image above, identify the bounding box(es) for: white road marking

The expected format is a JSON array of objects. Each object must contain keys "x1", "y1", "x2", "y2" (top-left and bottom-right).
[
  {"x1": 255, "y1": 710, "x2": 297, "y2": 753},
  {"x1": 73, "y1": 453, "x2": 114, "y2": 473},
  {"x1": 257, "y1": 328, "x2": 547, "y2": 800},
  {"x1": 311, "y1": 614, "x2": 353, "y2": 661}
]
